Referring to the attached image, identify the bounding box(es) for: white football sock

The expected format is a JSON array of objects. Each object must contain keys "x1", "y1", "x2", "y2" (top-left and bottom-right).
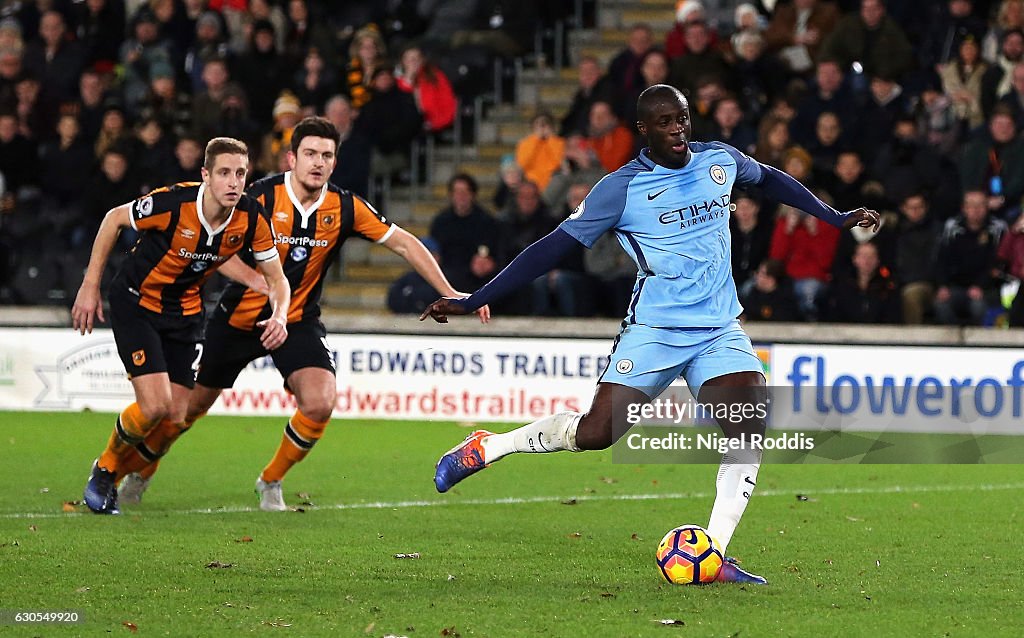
[
  {"x1": 481, "y1": 412, "x2": 583, "y2": 462},
  {"x1": 706, "y1": 446, "x2": 763, "y2": 554}
]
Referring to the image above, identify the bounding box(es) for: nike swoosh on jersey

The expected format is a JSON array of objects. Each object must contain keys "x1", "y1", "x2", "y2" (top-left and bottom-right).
[{"x1": 647, "y1": 188, "x2": 669, "y2": 200}]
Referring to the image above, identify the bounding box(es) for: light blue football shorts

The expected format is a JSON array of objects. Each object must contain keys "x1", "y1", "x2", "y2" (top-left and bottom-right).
[{"x1": 600, "y1": 319, "x2": 764, "y2": 399}]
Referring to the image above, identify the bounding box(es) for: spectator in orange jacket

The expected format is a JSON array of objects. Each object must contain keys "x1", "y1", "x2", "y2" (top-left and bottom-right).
[
  {"x1": 585, "y1": 101, "x2": 635, "y2": 172},
  {"x1": 515, "y1": 112, "x2": 565, "y2": 191}
]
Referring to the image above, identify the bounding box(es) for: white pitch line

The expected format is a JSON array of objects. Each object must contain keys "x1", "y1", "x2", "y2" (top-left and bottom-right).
[{"x1": 2, "y1": 482, "x2": 1023, "y2": 520}]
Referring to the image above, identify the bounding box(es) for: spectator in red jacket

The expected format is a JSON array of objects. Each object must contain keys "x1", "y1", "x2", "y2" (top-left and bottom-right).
[
  {"x1": 769, "y1": 204, "x2": 840, "y2": 320},
  {"x1": 397, "y1": 45, "x2": 456, "y2": 132},
  {"x1": 665, "y1": 1, "x2": 721, "y2": 61}
]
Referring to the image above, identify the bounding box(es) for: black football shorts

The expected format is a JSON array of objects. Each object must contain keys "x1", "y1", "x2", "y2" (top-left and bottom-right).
[
  {"x1": 196, "y1": 314, "x2": 335, "y2": 389},
  {"x1": 108, "y1": 287, "x2": 204, "y2": 388}
]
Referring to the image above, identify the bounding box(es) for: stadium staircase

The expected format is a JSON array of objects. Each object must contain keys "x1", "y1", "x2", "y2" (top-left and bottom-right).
[{"x1": 321, "y1": 0, "x2": 676, "y2": 317}]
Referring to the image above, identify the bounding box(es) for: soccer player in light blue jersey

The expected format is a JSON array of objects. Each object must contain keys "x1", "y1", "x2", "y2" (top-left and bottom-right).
[{"x1": 421, "y1": 85, "x2": 879, "y2": 584}]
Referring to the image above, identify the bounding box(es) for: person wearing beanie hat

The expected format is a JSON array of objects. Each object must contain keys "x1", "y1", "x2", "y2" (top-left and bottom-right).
[
  {"x1": 666, "y1": 0, "x2": 722, "y2": 60},
  {"x1": 184, "y1": 10, "x2": 229, "y2": 93},
  {"x1": 120, "y1": 7, "x2": 175, "y2": 113},
  {"x1": 259, "y1": 91, "x2": 302, "y2": 172},
  {"x1": 272, "y1": 91, "x2": 301, "y2": 119}
]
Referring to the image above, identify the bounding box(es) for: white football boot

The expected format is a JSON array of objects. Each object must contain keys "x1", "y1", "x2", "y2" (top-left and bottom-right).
[{"x1": 255, "y1": 477, "x2": 287, "y2": 512}]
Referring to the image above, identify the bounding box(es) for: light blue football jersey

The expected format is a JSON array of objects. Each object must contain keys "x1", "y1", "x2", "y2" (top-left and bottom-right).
[{"x1": 560, "y1": 141, "x2": 763, "y2": 328}]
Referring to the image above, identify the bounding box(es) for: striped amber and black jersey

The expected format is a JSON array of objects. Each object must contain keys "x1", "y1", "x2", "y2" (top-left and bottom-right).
[
  {"x1": 217, "y1": 172, "x2": 395, "y2": 331},
  {"x1": 113, "y1": 182, "x2": 278, "y2": 317}
]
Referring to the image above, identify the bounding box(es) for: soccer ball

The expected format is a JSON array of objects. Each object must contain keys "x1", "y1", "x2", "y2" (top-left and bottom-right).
[{"x1": 655, "y1": 524, "x2": 724, "y2": 584}]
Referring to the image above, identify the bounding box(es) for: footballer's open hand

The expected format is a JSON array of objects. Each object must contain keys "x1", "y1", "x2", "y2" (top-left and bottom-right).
[
  {"x1": 257, "y1": 316, "x2": 288, "y2": 350},
  {"x1": 72, "y1": 282, "x2": 104, "y2": 335},
  {"x1": 842, "y1": 207, "x2": 880, "y2": 232},
  {"x1": 419, "y1": 297, "x2": 471, "y2": 324}
]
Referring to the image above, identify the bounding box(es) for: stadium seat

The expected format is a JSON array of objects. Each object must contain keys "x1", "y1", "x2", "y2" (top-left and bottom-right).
[
  {"x1": 436, "y1": 44, "x2": 495, "y2": 101},
  {"x1": 10, "y1": 254, "x2": 62, "y2": 305}
]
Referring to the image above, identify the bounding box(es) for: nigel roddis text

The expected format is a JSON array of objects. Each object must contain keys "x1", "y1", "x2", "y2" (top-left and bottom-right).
[{"x1": 348, "y1": 349, "x2": 611, "y2": 378}]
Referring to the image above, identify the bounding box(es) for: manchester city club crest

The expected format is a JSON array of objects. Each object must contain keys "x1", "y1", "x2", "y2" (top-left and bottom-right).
[{"x1": 709, "y1": 165, "x2": 727, "y2": 185}]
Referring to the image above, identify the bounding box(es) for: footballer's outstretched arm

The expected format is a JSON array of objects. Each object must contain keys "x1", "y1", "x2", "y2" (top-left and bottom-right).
[
  {"x1": 756, "y1": 163, "x2": 879, "y2": 231},
  {"x1": 384, "y1": 227, "x2": 490, "y2": 323},
  {"x1": 219, "y1": 255, "x2": 271, "y2": 295},
  {"x1": 420, "y1": 227, "x2": 580, "y2": 323},
  {"x1": 254, "y1": 256, "x2": 290, "y2": 350},
  {"x1": 72, "y1": 203, "x2": 133, "y2": 334}
]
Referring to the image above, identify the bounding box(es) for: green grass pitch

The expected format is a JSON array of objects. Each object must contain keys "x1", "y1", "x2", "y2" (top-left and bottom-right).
[{"x1": 1, "y1": 411, "x2": 1022, "y2": 636}]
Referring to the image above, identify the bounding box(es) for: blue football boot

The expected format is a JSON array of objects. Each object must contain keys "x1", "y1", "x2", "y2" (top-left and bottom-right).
[
  {"x1": 83, "y1": 460, "x2": 120, "y2": 515},
  {"x1": 434, "y1": 430, "x2": 492, "y2": 493},
  {"x1": 716, "y1": 556, "x2": 767, "y2": 585}
]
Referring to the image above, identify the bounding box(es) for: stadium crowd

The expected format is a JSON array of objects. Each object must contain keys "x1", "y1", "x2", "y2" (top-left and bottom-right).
[{"x1": 1, "y1": 0, "x2": 1024, "y2": 327}]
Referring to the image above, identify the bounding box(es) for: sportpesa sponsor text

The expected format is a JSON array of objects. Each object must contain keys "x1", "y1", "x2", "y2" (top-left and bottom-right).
[
  {"x1": 178, "y1": 248, "x2": 227, "y2": 261},
  {"x1": 276, "y1": 233, "x2": 329, "y2": 247}
]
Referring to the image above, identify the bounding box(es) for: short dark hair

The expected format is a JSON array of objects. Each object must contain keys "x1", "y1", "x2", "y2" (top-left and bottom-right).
[
  {"x1": 760, "y1": 258, "x2": 785, "y2": 281},
  {"x1": 532, "y1": 111, "x2": 554, "y2": 127},
  {"x1": 290, "y1": 116, "x2": 341, "y2": 153},
  {"x1": 102, "y1": 146, "x2": 128, "y2": 161},
  {"x1": 636, "y1": 84, "x2": 686, "y2": 122},
  {"x1": 448, "y1": 172, "x2": 478, "y2": 194},
  {"x1": 733, "y1": 189, "x2": 760, "y2": 206},
  {"x1": 204, "y1": 136, "x2": 248, "y2": 169},
  {"x1": 991, "y1": 104, "x2": 1016, "y2": 120},
  {"x1": 1003, "y1": 28, "x2": 1024, "y2": 42}
]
